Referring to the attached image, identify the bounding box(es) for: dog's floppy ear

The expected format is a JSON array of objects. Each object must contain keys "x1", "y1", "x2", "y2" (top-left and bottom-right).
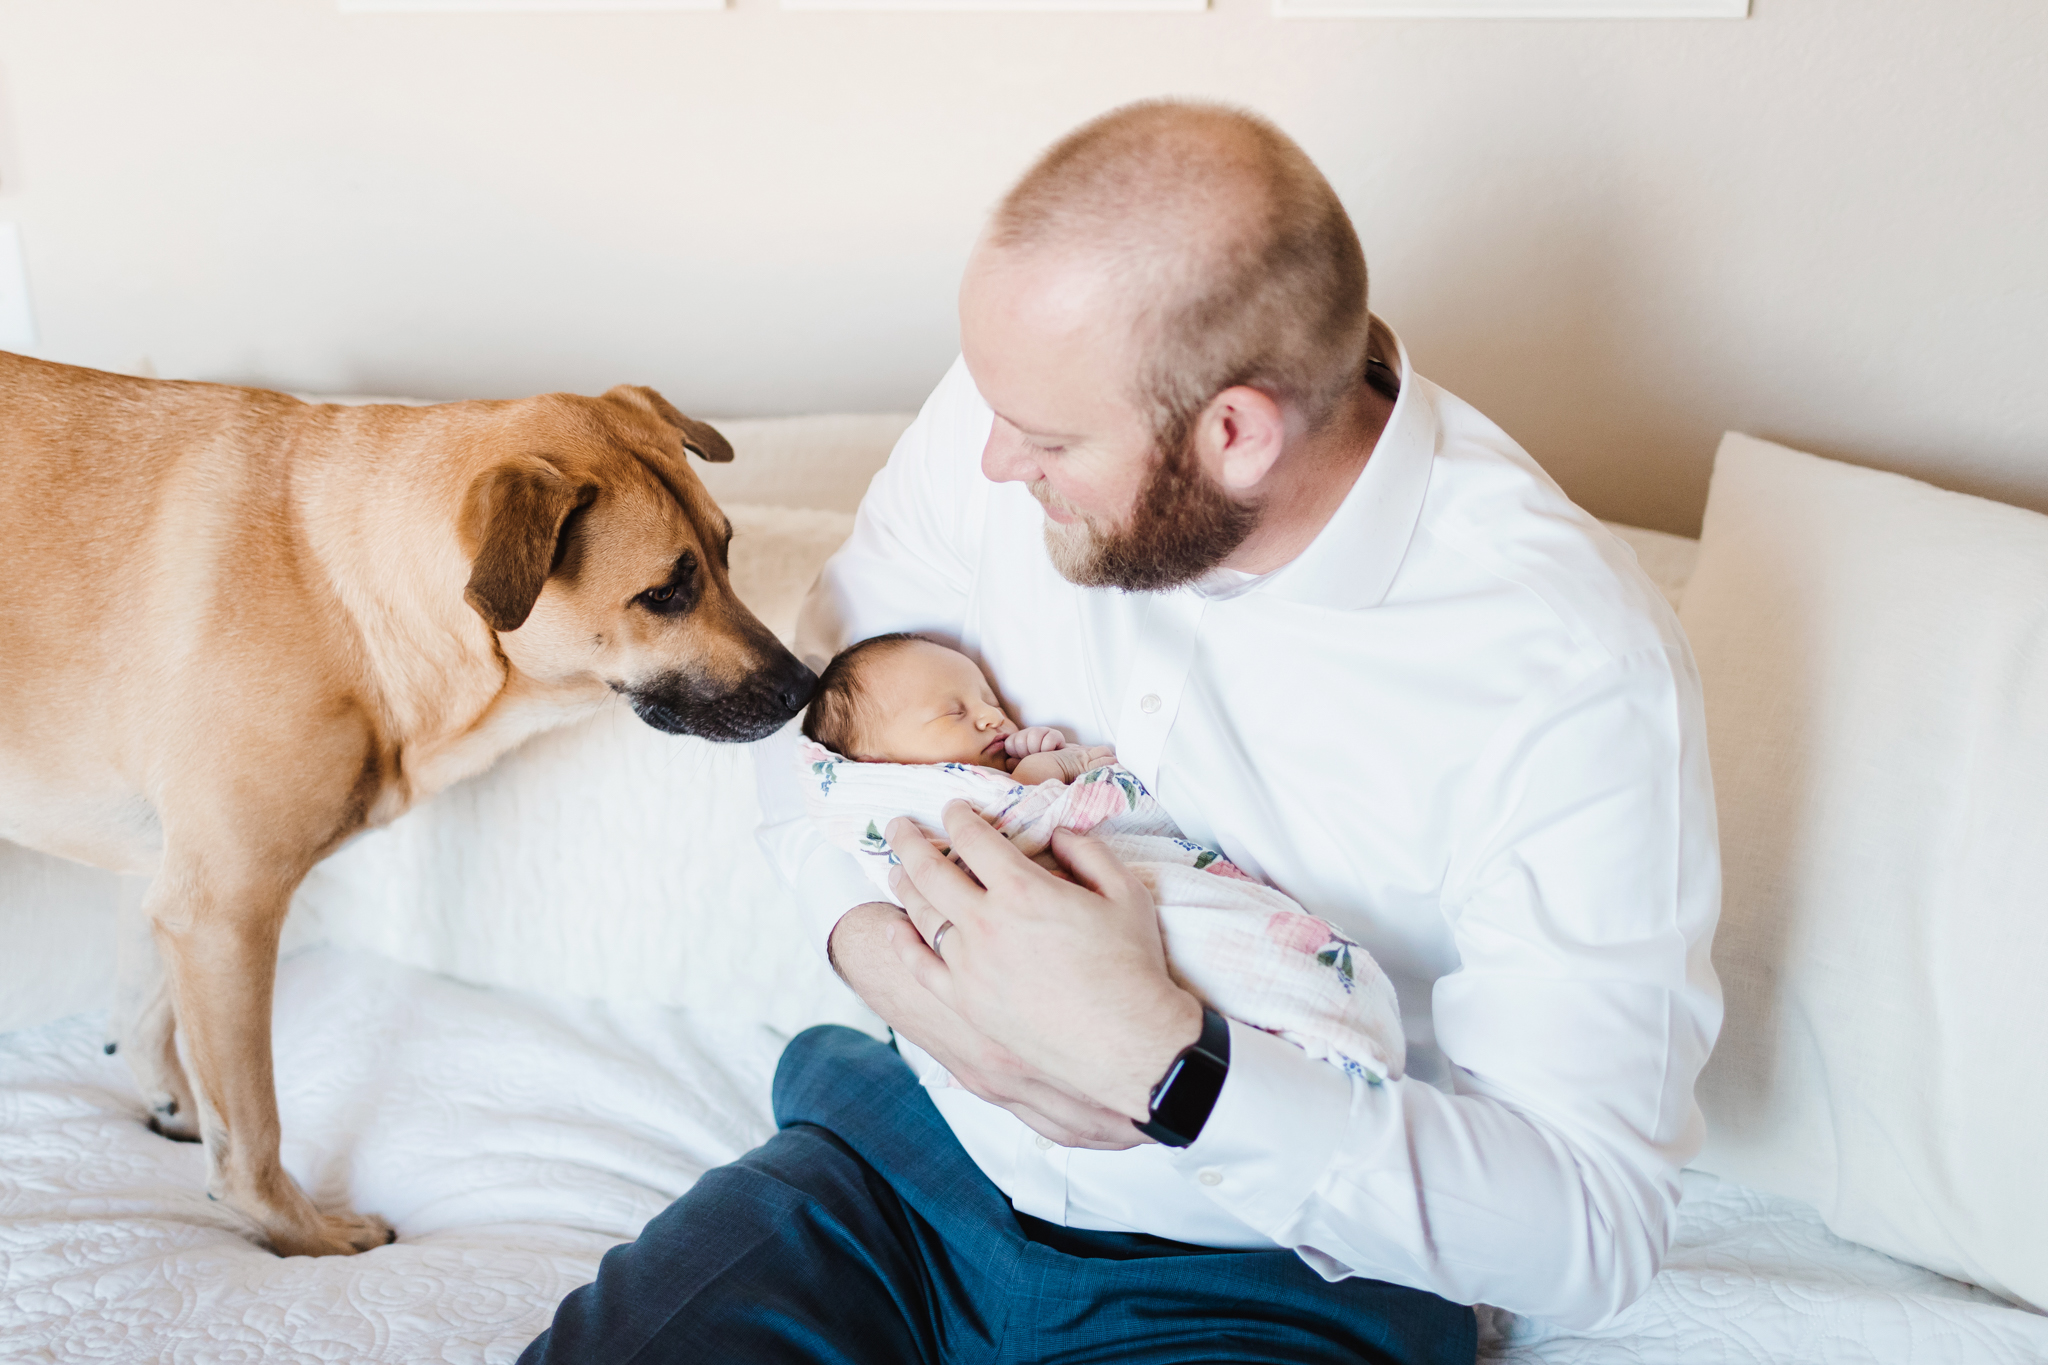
[
  {"x1": 603, "y1": 384, "x2": 734, "y2": 463},
  {"x1": 459, "y1": 456, "x2": 595, "y2": 633}
]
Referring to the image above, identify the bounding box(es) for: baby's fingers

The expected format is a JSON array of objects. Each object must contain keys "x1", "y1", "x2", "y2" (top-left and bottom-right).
[{"x1": 1011, "y1": 724, "x2": 1064, "y2": 757}]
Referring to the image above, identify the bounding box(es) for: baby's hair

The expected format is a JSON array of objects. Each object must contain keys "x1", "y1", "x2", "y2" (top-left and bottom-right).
[{"x1": 801, "y1": 632, "x2": 928, "y2": 758}]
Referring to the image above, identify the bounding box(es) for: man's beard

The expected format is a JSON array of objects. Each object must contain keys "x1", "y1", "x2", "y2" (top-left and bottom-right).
[{"x1": 1036, "y1": 427, "x2": 1260, "y2": 593}]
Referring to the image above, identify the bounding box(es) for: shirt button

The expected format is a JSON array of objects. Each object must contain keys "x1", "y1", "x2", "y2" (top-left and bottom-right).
[
  {"x1": 1035, "y1": 1134, "x2": 1056, "y2": 1151},
  {"x1": 1140, "y1": 693, "x2": 1162, "y2": 714},
  {"x1": 1197, "y1": 1168, "x2": 1223, "y2": 1187}
]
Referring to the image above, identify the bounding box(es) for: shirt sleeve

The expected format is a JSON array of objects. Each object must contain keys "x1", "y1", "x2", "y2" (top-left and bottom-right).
[
  {"x1": 754, "y1": 356, "x2": 995, "y2": 957},
  {"x1": 1167, "y1": 646, "x2": 1723, "y2": 1329}
]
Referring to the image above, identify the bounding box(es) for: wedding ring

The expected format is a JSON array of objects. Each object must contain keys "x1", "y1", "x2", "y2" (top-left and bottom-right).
[{"x1": 931, "y1": 920, "x2": 955, "y2": 959}]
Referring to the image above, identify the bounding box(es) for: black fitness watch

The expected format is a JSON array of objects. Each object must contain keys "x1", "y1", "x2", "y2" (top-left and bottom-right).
[{"x1": 1133, "y1": 1006, "x2": 1231, "y2": 1148}]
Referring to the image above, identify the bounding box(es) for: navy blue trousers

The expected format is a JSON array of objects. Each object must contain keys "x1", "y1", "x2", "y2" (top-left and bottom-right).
[{"x1": 519, "y1": 1025, "x2": 1476, "y2": 1365}]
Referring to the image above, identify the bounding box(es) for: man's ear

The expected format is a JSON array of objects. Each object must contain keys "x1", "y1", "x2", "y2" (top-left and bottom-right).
[
  {"x1": 603, "y1": 384, "x2": 734, "y2": 463},
  {"x1": 1198, "y1": 385, "x2": 1288, "y2": 493},
  {"x1": 459, "y1": 456, "x2": 595, "y2": 633}
]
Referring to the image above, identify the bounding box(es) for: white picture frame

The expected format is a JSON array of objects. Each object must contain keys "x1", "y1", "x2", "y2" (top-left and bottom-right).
[
  {"x1": 1276, "y1": 0, "x2": 1744, "y2": 15},
  {"x1": 782, "y1": 0, "x2": 1203, "y2": 10},
  {"x1": 340, "y1": 0, "x2": 724, "y2": 13}
]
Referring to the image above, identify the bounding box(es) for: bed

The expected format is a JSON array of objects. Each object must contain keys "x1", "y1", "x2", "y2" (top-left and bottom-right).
[{"x1": 3, "y1": 409, "x2": 2044, "y2": 1364}]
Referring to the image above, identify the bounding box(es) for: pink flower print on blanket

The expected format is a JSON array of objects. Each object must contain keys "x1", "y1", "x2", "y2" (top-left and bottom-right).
[
  {"x1": 1266, "y1": 910, "x2": 1335, "y2": 955},
  {"x1": 1266, "y1": 910, "x2": 1368, "y2": 996},
  {"x1": 1200, "y1": 854, "x2": 1255, "y2": 882},
  {"x1": 1057, "y1": 767, "x2": 1141, "y2": 833}
]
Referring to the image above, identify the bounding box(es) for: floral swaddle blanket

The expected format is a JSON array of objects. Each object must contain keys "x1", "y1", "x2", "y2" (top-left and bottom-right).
[{"x1": 796, "y1": 739, "x2": 1406, "y2": 1084}]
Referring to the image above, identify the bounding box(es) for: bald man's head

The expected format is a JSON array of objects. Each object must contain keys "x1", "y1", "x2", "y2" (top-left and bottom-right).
[{"x1": 984, "y1": 100, "x2": 1371, "y2": 447}]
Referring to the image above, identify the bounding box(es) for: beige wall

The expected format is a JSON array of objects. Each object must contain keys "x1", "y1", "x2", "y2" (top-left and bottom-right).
[{"x1": 0, "y1": 0, "x2": 2040, "y2": 533}]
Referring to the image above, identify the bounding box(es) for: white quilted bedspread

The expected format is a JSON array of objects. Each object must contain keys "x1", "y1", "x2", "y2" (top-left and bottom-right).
[
  {"x1": 4, "y1": 949, "x2": 2044, "y2": 1364},
  {"x1": 0, "y1": 948, "x2": 795, "y2": 1364}
]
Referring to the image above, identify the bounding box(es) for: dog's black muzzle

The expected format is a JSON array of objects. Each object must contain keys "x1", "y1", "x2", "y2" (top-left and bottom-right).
[{"x1": 622, "y1": 648, "x2": 817, "y2": 743}]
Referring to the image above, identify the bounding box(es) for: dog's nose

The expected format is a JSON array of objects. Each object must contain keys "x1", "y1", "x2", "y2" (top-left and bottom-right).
[{"x1": 773, "y1": 660, "x2": 818, "y2": 715}]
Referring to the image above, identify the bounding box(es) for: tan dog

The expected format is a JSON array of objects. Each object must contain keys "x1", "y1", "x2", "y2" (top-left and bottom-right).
[{"x1": 0, "y1": 352, "x2": 815, "y2": 1257}]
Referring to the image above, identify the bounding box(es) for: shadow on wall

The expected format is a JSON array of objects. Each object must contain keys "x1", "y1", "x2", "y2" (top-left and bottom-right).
[
  {"x1": 1381, "y1": 192, "x2": 1712, "y2": 533},
  {"x1": 0, "y1": 63, "x2": 19, "y2": 195}
]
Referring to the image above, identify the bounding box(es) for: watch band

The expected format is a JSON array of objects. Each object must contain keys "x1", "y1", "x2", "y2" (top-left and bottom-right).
[{"x1": 1133, "y1": 1006, "x2": 1231, "y2": 1149}]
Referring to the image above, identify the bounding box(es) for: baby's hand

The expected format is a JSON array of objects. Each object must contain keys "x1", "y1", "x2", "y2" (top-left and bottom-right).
[
  {"x1": 1004, "y1": 726, "x2": 1068, "y2": 759},
  {"x1": 1013, "y1": 743, "x2": 1118, "y2": 786}
]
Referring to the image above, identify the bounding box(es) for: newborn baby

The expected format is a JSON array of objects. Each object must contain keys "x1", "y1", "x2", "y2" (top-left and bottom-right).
[
  {"x1": 798, "y1": 632, "x2": 1407, "y2": 1084},
  {"x1": 803, "y1": 630, "x2": 1116, "y2": 785}
]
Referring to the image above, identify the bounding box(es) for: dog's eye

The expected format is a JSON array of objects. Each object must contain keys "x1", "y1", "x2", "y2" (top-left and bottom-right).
[
  {"x1": 635, "y1": 553, "x2": 698, "y2": 616},
  {"x1": 636, "y1": 583, "x2": 683, "y2": 614}
]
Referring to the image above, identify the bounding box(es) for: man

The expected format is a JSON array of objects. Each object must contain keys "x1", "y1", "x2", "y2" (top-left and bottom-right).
[{"x1": 522, "y1": 100, "x2": 1720, "y2": 1363}]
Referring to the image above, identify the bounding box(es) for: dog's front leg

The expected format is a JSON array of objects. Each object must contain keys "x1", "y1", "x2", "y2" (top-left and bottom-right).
[
  {"x1": 111, "y1": 873, "x2": 201, "y2": 1141},
  {"x1": 147, "y1": 851, "x2": 394, "y2": 1257}
]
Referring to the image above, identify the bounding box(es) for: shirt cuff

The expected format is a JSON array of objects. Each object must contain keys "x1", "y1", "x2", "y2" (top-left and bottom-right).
[
  {"x1": 1164, "y1": 1020, "x2": 1353, "y2": 1237},
  {"x1": 796, "y1": 838, "x2": 895, "y2": 962}
]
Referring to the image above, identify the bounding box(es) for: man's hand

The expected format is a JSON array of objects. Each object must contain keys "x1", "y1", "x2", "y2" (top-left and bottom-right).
[
  {"x1": 828, "y1": 903, "x2": 1148, "y2": 1148},
  {"x1": 886, "y1": 802, "x2": 1203, "y2": 1123}
]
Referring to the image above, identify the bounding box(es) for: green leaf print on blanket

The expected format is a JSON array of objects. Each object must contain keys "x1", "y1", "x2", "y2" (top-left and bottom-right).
[
  {"x1": 1073, "y1": 765, "x2": 1144, "y2": 811},
  {"x1": 1317, "y1": 942, "x2": 1357, "y2": 991}
]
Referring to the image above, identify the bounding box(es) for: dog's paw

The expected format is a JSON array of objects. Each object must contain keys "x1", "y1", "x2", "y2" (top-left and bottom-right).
[
  {"x1": 271, "y1": 1210, "x2": 397, "y2": 1258},
  {"x1": 145, "y1": 1096, "x2": 202, "y2": 1143}
]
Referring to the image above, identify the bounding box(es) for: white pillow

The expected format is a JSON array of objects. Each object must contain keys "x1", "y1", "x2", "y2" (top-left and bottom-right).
[
  {"x1": 693, "y1": 413, "x2": 913, "y2": 514},
  {"x1": 0, "y1": 846, "x2": 124, "y2": 1035},
  {"x1": 1683, "y1": 433, "x2": 2048, "y2": 1311},
  {"x1": 1603, "y1": 522, "x2": 1699, "y2": 611}
]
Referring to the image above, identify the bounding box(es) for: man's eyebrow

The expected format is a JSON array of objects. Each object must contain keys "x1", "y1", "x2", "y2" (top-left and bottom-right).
[{"x1": 993, "y1": 408, "x2": 1077, "y2": 442}]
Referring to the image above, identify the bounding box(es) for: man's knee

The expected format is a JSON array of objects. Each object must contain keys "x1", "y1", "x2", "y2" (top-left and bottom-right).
[
  {"x1": 770, "y1": 1024, "x2": 911, "y2": 1130},
  {"x1": 695, "y1": 1121, "x2": 892, "y2": 1233}
]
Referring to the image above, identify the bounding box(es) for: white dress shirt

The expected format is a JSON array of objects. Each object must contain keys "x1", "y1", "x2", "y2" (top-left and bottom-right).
[{"x1": 755, "y1": 330, "x2": 1722, "y2": 1329}]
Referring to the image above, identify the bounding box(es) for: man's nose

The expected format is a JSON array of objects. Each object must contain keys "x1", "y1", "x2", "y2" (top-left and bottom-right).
[{"x1": 981, "y1": 419, "x2": 1040, "y2": 485}]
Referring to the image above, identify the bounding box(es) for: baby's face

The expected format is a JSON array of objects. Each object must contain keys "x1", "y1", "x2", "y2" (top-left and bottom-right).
[{"x1": 854, "y1": 640, "x2": 1020, "y2": 769}]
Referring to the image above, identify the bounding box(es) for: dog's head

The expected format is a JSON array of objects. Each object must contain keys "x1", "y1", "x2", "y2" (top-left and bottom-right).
[{"x1": 457, "y1": 384, "x2": 814, "y2": 742}]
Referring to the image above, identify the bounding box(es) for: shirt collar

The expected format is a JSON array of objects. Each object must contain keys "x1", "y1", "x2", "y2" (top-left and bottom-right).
[{"x1": 1251, "y1": 320, "x2": 1437, "y2": 612}]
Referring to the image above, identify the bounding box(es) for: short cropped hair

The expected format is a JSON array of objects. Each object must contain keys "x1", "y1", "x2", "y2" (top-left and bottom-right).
[
  {"x1": 989, "y1": 100, "x2": 1371, "y2": 445},
  {"x1": 800, "y1": 632, "x2": 925, "y2": 758}
]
